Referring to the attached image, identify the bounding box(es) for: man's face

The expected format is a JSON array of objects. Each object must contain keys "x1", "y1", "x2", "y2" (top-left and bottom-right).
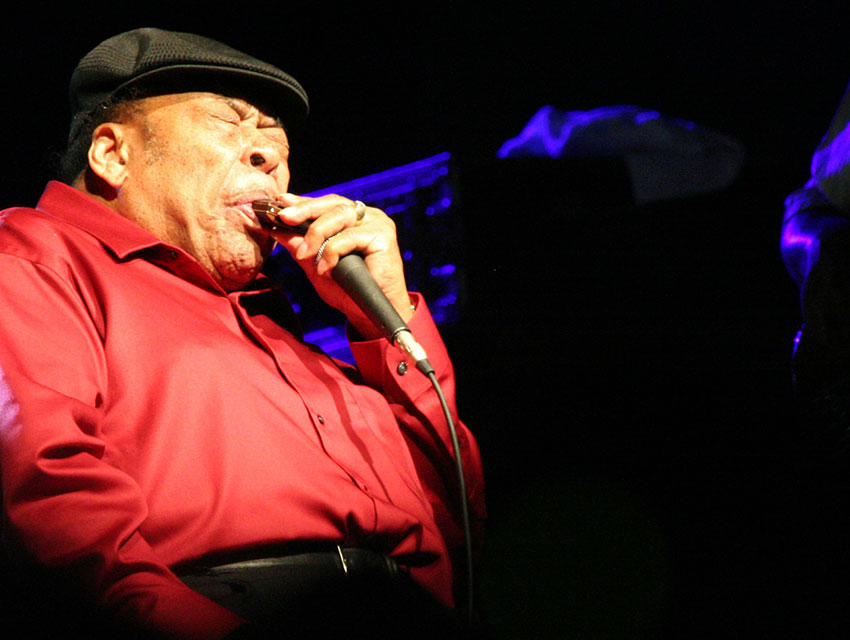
[{"x1": 116, "y1": 92, "x2": 291, "y2": 291}]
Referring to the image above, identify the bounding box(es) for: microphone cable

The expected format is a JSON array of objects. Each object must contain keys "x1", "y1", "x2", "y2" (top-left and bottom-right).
[{"x1": 425, "y1": 368, "x2": 476, "y2": 626}]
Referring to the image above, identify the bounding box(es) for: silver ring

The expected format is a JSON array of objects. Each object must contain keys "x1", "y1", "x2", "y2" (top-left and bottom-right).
[
  {"x1": 315, "y1": 238, "x2": 331, "y2": 265},
  {"x1": 315, "y1": 234, "x2": 338, "y2": 266},
  {"x1": 353, "y1": 200, "x2": 366, "y2": 225}
]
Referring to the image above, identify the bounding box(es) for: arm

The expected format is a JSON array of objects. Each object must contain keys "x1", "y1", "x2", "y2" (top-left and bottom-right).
[
  {"x1": 781, "y1": 184, "x2": 850, "y2": 287},
  {"x1": 349, "y1": 295, "x2": 486, "y2": 597},
  {"x1": 782, "y1": 78, "x2": 850, "y2": 352},
  {"x1": 0, "y1": 253, "x2": 243, "y2": 639},
  {"x1": 781, "y1": 184, "x2": 850, "y2": 399},
  {"x1": 268, "y1": 193, "x2": 485, "y2": 596}
]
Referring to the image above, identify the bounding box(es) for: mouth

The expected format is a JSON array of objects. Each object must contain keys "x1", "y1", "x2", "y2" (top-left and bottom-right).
[
  {"x1": 233, "y1": 202, "x2": 261, "y2": 226},
  {"x1": 220, "y1": 200, "x2": 274, "y2": 251},
  {"x1": 227, "y1": 193, "x2": 272, "y2": 231}
]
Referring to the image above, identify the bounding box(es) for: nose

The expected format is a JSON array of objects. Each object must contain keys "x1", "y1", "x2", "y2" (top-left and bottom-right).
[
  {"x1": 243, "y1": 135, "x2": 281, "y2": 175},
  {"x1": 249, "y1": 152, "x2": 274, "y2": 170}
]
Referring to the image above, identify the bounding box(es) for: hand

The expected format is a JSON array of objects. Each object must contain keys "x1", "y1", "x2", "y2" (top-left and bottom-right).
[{"x1": 268, "y1": 193, "x2": 413, "y2": 339}]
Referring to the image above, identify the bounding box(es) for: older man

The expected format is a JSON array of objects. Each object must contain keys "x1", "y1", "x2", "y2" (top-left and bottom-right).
[
  {"x1": 0, "y1": 28, "x2": 485, "y2": 639},
  {"x1": 782, "y1": 79, "x2": 850, "y2": 451}
]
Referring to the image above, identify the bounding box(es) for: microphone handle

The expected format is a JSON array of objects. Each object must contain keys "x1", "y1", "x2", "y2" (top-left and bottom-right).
[
  {"x1": 332, "y1": 253, "x2": 408, "y2": 343},
  {"x1": 332, "y1": 254, "x2": 433, "y2": 375}
]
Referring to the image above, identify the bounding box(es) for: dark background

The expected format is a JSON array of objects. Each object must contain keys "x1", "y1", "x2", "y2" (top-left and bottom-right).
[{"x1": 3, "y1": 2, "x2": 850, "y2": 637}]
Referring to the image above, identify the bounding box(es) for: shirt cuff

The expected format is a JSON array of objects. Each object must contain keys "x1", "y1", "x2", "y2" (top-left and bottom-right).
[{"x1": 348, "y1": 293, "x2": 449, "y2": 394}]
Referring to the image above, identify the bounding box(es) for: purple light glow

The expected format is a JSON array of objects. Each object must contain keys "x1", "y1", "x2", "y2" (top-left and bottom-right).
[
  {"x1": 304, "y1": 152, "x2": 452, "y2": 202},
  {"x1": 497, "y1": 105, "x2": 639, "y2": 158},
  {"x1": 497, "y1": 104, "x2": 704, "y2": 160},
  {"x1": 302, "y1": 326, "x2": 351, "y2": 360},
  {"x1": 781, "y1": 188, "x2": 818, "y2": 258},
  {"x1": 780, "y1": 225, "x2": 815, "y2": 256},
  {"x1": 429, "y1": 264, "x2": 456, "y2": 277},
  {"x1": 812, "y1": 125, "x2": 850, "y2": 181},
  {"x1": 498, "y1": 104, "x2": 745, "y2": 203}
]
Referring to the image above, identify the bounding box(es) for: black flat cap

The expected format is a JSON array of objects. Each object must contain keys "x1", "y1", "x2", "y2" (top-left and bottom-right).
[{"x1": 68, "y1": 27, "x2": 309, "y2": 142}]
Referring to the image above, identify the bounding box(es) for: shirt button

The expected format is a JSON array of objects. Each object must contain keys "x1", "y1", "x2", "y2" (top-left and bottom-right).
[
  {"x1": 397, "y1": 361, "x2": 408, "y2": 375},
  {"x1": 317, "y1": 415, "x2": 325, "y2": 424},
  {"x1": 168, "y1": 250, "x2": 179, "y2": 260}
]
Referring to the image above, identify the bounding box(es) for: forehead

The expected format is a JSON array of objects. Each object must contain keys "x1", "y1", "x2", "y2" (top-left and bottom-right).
[{"x1": 133, "y1": 92, "x2": 285, "y2": 127}]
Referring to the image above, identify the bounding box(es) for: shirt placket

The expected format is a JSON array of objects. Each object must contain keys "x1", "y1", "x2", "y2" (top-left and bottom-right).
[{"x1": 228, "y1": 292, "x2": 381, "y2": 528}]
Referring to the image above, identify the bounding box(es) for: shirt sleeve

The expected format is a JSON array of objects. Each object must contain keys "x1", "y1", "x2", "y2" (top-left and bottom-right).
[
  {"x1": 0, "y1": 253, "x2": 243, "y2": 639},
  {"x1": 348, "y1": 293, "x2": 486, "y2": 563},
  {"x1": 810, "y1": 80, "x2": 850, "y2": 212},
  {"x1": 781, "y1": 77, "x2": 850, "y2": 288},
  {"x1": 781, "y1": 184, "x2": 850, "y2": 287}
]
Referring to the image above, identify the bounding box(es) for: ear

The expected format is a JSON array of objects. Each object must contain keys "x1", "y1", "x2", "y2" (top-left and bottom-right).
[{"x1": 87, "y1": 122, "x2": 134, "y2": 189}]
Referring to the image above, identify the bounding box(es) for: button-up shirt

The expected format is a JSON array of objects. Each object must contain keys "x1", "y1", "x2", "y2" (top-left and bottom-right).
[{"x1": 0, "y1": 182, "x2": 485, "y2": 638}]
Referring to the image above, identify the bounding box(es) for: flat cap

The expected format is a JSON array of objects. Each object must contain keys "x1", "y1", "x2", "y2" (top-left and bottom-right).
[{"x1": 68, "y1": 27, "x2": 309, "y2": 142}]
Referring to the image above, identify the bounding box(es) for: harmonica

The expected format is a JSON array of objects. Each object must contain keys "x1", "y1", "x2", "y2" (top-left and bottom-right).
[{"x1": 251, "y1": 199, "x2": 312, "y2": 235}]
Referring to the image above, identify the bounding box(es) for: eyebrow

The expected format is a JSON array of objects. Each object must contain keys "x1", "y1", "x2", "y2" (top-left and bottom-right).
[
  {"x1": 223, "y1": 97, "x2": 285, "y2": 129},
  {"x1": 265, "y1": 114, "x2": 286, "y2": 129}
]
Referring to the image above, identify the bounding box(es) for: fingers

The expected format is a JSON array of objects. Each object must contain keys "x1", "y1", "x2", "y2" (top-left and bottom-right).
[
  {"x1": 267, "y1": 193, "x2": 412, "y2": 334},
  {"x1": 270, "y1": 193, "x2": 389, "y2": 275},
  {"x1": 310, "y1": 222, "x2": 388, "y2": 275}
]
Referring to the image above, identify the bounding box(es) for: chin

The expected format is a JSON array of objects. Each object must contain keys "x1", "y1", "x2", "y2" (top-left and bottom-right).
[
  {"x1": 212, "y1": 245, "x2": 267, "y2": 290},
  {"x1": 217, "y1": 266, "x2": 263, "y2": 291}
]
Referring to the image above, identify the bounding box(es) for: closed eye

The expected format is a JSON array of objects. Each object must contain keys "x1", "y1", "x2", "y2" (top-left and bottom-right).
[{"x1": 209, "y1": 105, "x2": 240, "y2": 125}]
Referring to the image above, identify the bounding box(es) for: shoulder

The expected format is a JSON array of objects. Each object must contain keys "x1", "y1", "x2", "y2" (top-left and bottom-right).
[{"x1": 0, "y1": 205, "x2": 103, "y2": 273}]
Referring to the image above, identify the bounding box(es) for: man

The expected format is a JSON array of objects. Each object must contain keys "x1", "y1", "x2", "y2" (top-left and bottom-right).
[
  {"x1": 0, "y1": 28, "x2": 485, "y2": 639},
  {"x1": 782, "y1": 79, "x2": 850, "y2": 451}
]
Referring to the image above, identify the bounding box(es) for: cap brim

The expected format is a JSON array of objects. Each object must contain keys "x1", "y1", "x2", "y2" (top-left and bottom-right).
[{"x1": 114, "y1": 63, "x2": 309, "y2": 130}]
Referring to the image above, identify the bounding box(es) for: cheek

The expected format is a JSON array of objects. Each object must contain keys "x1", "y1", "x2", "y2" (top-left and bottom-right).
[
  {"x1": 170, "y1": 159, "x2": 235, "y2": 212},
  {"x1": 272, "y1": 165, "x2": 291, "y2": 194},
  {"x1": 150, "y1": 124, "x2": 235, "y2": 183}
]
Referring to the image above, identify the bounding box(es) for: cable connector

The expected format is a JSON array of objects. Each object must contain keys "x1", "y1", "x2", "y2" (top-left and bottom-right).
[{"x1": 394, "y1": 329, "x2": 434, "y2": 376}]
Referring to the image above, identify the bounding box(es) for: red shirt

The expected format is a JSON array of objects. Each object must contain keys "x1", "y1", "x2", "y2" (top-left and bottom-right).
[{"x1": 0, "y1": 182, "x2": 485, "y2": 639}]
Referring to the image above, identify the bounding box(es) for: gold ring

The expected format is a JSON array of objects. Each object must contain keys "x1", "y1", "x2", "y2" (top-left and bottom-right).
[{"x1": 353, "y1": 200, "x2": 366, "y2": 225}]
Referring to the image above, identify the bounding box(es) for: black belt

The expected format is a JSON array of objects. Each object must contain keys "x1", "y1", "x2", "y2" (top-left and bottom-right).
[{"x1": 177, "y1": 546, "x2": 467, "y2": 638}]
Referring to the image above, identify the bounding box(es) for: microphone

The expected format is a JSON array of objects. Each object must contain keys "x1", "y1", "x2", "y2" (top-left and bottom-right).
[{"x1": 252, "y1": 199, "x2": 434, "y2": 375}]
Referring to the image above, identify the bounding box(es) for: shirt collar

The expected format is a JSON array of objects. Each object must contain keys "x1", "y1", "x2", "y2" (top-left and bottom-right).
[
  {"x1": 35, "y1": 181, "x2": 280, "y2": 296},
  {"x1": 37, "y1": 181, "x2": 165, "y2": 260}
]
